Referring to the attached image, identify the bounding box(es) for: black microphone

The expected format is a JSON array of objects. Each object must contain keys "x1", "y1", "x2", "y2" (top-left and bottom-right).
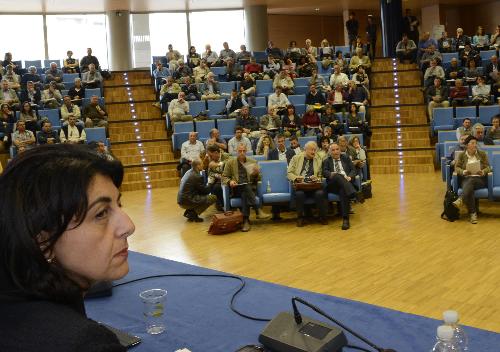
[{"x1": 291, "y1": 297, "x2": 397, "y2": 352}]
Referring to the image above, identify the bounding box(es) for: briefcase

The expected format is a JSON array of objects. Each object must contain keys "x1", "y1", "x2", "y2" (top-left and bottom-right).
[
  {"x1": 293, "y1": 181, "x2": 323, "y2": 191},
  {"x1": 208, "y1": 210, "x2": 244, "y2": 235}
]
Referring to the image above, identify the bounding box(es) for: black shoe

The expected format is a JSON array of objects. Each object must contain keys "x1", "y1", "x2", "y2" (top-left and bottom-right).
[
  {"x1": 296, "y1": 217, "x2": 304, "y2": 227},
  {"x1": 341, "y1": 218, "x2": 350, "y2": 230}
]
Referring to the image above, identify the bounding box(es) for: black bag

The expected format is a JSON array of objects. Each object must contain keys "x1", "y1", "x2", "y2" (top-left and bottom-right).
[
  {"x1": 441, "y1": 188, "x2": 459, "y2": 221},
  {"x1": 361, "y1": 182, "x2": 372, "y2": 199}
]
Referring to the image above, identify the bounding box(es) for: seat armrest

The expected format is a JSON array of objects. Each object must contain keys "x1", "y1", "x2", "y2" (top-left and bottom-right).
[
  {"x1": 222, "y1": 184, "x2": 231, "y2": 212},
  {"x1": 452, "y1": 172, "x2": 458, "y2": 192},
  {"x1": 488, "y1": 172, "x2": 493, "y2": 201}
]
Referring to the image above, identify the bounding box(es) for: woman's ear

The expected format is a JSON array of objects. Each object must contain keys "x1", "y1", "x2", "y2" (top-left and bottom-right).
[{"x1": 36, "y1": 231, "x2": 55, "y2": 263}]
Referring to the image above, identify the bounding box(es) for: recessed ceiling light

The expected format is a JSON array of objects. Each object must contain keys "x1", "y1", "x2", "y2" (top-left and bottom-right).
[{"x1": 315, "y1": 8, "x2": 320, "y2": 11}]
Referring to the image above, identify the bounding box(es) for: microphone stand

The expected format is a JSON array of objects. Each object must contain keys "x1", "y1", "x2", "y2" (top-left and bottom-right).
[{"x1": 291, "y1": 297, "x2": 397, "y2": 352}]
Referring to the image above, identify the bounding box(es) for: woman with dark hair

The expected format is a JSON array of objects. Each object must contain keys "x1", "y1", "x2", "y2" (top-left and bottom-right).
[
  {"x1": 0, "y1": 144, "x2": 135, "y2": 351},
  {"x1": 281, "y1": 104, "x2": 302, "y2": 137},
  {"x1": 19, "y1": 101, "x2": 39, "y2": 132},
  {"x1": 187, "y1": 46, "x2": 201, "y2": 68},
  {"x1": 0, "y1": 102, "x2": 15, "y2": 144},
  {"x1": 333, "y1": 51, "x2": 349, "y2": 73}
]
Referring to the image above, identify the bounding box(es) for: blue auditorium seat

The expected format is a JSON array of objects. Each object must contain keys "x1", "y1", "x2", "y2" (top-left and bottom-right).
[
  {"x1": 251, "y1": 106, "x2": 267, "y2": 118},
  {"x1": 44, "y1": 59, "x2": 61, "y2": 68},
  {"x1": 173, "y1": 121, "x2": 194, "y2": 133},
  {"x1": 85, "y1": 88, "x2": 102, "y2": 98},
  {"x1": 38, "y1": 109, "x2": 61, "y2": 128},
  {"x1": 24, "y1": 60, "x2": 42, "y2": 68},
  {"x1": 251, "y1": 51, "x2": 268, "y2": 64},
  {"x1": 85, "y1": 127, "x2": 109, "y2": 146},
  {"x1": 480, "y1": 50, "x2": 496, "y2": 62},
  {"x1": 172, "y1": 132, "x2": 190, "y2": 151},
  {"x1": 207, "y1": 99, "x2": 227, "y2": 117},
  {"x1": 441, "y1": 52, "x2": 459, "y2": 64},
  {"x1": 478, "y1": 105, "x2": 500, "y2": 125},
  {"x1": 294, "y1": 86, "x2": 309, "y2": 95},
  {"x1": 288, "y1": 94, "x2": 306, "y2": 106},
  {"x1": 256, "y1": 80, "x2": 273, "y2": 96},
  {"x1": 195, "y1": 119, "x2": 215, "y2": 140},
  {"x1": 455, "y1": 106, "x2": 477, "y2": 119},
  {"x1": 334, "y1": 46, "x2": 350, "y2": 56},
  {"x1": 217, "y1": 118, "x2": 236, "y2": 140},
  {"x1": 432, "y1": 107, "x2": 454, "y2": 133},
  {"x1": 222, "y1": 184, "x2": 261, "y2": 212},
  {"x1": 219, "y1": 81, "x2": 235, "y2": 95},
  {"x1": 489, "y1": 152, "x2": 500, "y2": 200},
  {"x1": 294, "y1": 77, "x2": 310, "y2": 87},
  {"x1": 257, "y1": 160, "x2": 292, "y2": 205},
  {"x1": 254, "y1": 96, "x2": 266, "y2": 107}
]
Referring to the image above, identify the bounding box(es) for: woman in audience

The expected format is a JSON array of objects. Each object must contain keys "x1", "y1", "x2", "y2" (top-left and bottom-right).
[
  {"x1": 263, "y1": 56, "x2": 280, "y2": 79},
  {"x1": 346, "y1": 103, "x2": 366, "y2": 134},
  {"x1": 464, "y1": 59, "x2": 482, "y2": 82},
  {"x1": 19, "y1": 101, "x2": 39, "y2": 132},
  {"x1": 187, "y1": 46, "x2": 201, "y2": 68},
  {"x1": 282, "y1": 58, "x2": 297, "y2": 78},
  {"x1": 301, "y1": 105, "x2": 321, "y2": 136},
  {"x1": 320, "y1": 104, "x2": 344, "y2": 136},
  {"x1": 333, "y1": 51, "x2": 349, "y2": 73},
  {"x1": 0, "y1": 144, "x2": 135, "y2": 351},
  {"x1": 310, "y1": 68, "x2": 329, "y2": 92},
  {"x1": 319, "y1": 39, "x2": 334, "y2": 69},
  {"x1": 281, "y1": 104, "x2": 302, "y2": 137},
  {"x1": 63, "y1": 50, "x2": 79, "y2": 73},
  {"x1": 471, "y1": 76, "x2": 491, "y2": 106},
  {"x1": 352, "y1": 66, "x2": 370, "y2": 90},
  {"x1": 490, "y1": 25, "x2": 500, "y2": 49},
  {"x1": 0, "y1": 103, "x2": 15, "y2": 144},
  {"x1": 348, "y1": 135, "x2": 370, "y2": 181},
  {"x1": 453, "y1": 135, "x2": 491, "y2": 224},
  {"x1": 472, "y1": 26, "x2": 490, "y2": 50},
  {"x1": 256, "y1": 135, "x2": 275, "y2": 158},
  {"x1": 286, "y1": 41, "x2": 302, "y2": 63},
  {"x1": 68, "y1": 77, "x2": 85, "y2": 106},
  {"x1": 327, "y1": 84, "x2": 348, "y2": 113}
]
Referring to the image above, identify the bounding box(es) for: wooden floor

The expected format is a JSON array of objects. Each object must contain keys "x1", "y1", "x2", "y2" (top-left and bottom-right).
[{"x1": 123, "y1": 172, "x2": 500, "y2": 333}]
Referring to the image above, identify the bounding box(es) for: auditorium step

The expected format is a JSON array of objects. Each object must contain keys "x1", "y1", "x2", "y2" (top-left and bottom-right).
[
  {"x1": 121, "y1": 163, "x2": 179, "y2": 192},
  {"x1": 105, "y1": 85, "x2": 156, "y2": 103},
  {"x1": 107, "y1": 102, "x2": 163, "y2": 122},
  {"x1": 371, "y1": 59, "x2": 417, "y2": 73},
  {"x1": 104, "y1": 71, "x2": 152, "y2": 86},
  {"x1": 368, "y1": 150, "x2": 435, "y2": 174},
  {"x1": 371, "y1": 126, "x2": 430, "y2": 140},
  {"x1": 370, "y1": 106, "x2": 428, "y2": 126},
  {"x1": 371, "y1": 70, "x2": 421, "y2": 88},
  {"x1": 371, "y1": 87, "x2": 424, "y2": 106},
  {"x1": 105, "y1": 70, "x2": 177, "y2": 191},
  {"x1": 108, "y1": 120, "x2": 166, "y2": 135}
]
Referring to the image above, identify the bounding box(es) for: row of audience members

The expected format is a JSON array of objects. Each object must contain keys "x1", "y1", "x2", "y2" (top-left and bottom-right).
[{"x1": 178, "y1": 134, "x2": 367, "y2": 231}]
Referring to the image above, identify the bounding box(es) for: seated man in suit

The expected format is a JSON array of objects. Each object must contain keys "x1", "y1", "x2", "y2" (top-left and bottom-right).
[
  {"x1": 177, "y1": 158, "x2": 217, "y2": 222},
  {"x1": 222, "y1": 142, "x2": 270, "y2": 232},
  {"x1": 323, "y1": 142, "x2": 364, "y2": 230},
  {"x1": 287, "y1": 141, "x2": 327, "y2": 227},
  {"x1": 268, "y1": 134, "x2": 295, "y2": 164}
]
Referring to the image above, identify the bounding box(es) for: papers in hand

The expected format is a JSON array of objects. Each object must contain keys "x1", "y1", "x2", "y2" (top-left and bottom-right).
[
  {"x1": 242, "y1": 161, "x2": 257, "y2": 175},
  {"x1": 466, "y1": 160, "x2": 480, "y2": 175}
]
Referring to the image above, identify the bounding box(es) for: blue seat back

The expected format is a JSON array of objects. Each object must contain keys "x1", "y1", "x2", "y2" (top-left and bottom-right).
[
  {"x1": 251, "y1": 106, "x2": 267, "y2": 117},
  {"x1": 251, "y1": 51, "x2": 268, "y2": 63},
  {"x1": 294, "y1": 86, "x2": 309, "y2": 95},
  {"x1": 441, "y1": 52, "x2": 458, "y2": 64},
  {"x1": 38, "y1": 109, "x2": 61, "y2": 128},
  {"x1": 195, "y1": 120, "x2": 216, "y2": 139},
  {"x1": 294, "y1": 77, "x2": 310, "y2": 87},
  {"x1": 455, "y1": 106, "x2": 477, "y2": 118},
  {"x1": 63, "y1": 73, "x2": 80, "y2": 82},
  {"x1": 24, "y1": 60, "x2": 42, "y2": 68},
  {"x1": 288, "y1": 94, "x2": 306, "y2": 106},
  {"x1": 438, "y1": 130, "x2": 458, "y2": 143},
  {"x1": 478, "y1": 105, "x2": 500, "y2": 125},
  {"x1": 252, "y1": 155, "x2": 267, "y2": 161},
  {"x1": 44, "y1": 59, "x2": 61, "y2": 68},
  {"x1": 85, "y1": 127, "x2": 106, "y2": 143},
  {"x1": 173, "y1": 121, "x2": 194, "y2": 133},
  {"x1": 207, "y1": 99, "x2": 227, "y2": 117},
  {"x1": 82, "y1": 97, "x2": 105, "y2": 108},
  {"x1": 219, "y1": 81, "x2": 235, "y2": 95},
  {"x1": 85, "y1": 88, "x2": 102, "y2": 99},
  {"x1": 295, "y1": 104, "x2": 307, "y2": 115},
  {"x1": 254, "y1": 96, "x2": 266, "y2": 107},
  {"x1": 492, "y1": 153, "x2": 500, "y2": 188},
  {"x1": 258, "y1": 160, "x2": 289, "y2": 193},
  {"x1": 256, "y1": 80, "x2": 273, "y2": 96},
  {"x1": 433, "y1": 107, "x2": 453, "y2": 127},
  {"x1": 210, "y1": 67, "x2": 226, "y2": 76},
  {"x1": 188, "y1": 100, "x2": 207, "y2": 116},
  {"x1": 480, "y1": 50, "x2": 496, "y2": 61},
  {"x1": 172, "y1": 132, "x2": 190, "y2": 151},
  {"x1": 334, "y1": 46, "x2": 350, "y2": 56},
  {"x1": 443, "y1": 141, "x2": 459, "y2": 158},
  {"x1": 217, "y1": 118, "x2": 236, "y2": 137}
]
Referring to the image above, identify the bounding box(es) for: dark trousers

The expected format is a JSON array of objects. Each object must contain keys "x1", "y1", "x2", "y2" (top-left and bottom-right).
[
  {"x1": 460, "y1": 176, "x2": 487, "y2": 213},
  {"x1": 326, "y1": 175, "x2": 356, "y2": 218},
  {"x1": 210, "y1": 182, "x2": 223, "y2": 208},
  {"x1": 232, "y1": 184, "x2": 257, "y2": 217},
  {"x1": 295, "y1": 189, "x2": 327, "y2": 219},
  {"x1": 396, "y1": 50, "x2": 416, "y2": 63}
]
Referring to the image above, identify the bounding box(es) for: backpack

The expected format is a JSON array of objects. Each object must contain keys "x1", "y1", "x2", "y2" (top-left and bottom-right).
[{"x1": 441, "y1": 188, "x2": 459, "y2": 221}]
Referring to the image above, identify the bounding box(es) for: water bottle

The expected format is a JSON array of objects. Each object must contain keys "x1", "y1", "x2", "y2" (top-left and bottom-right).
[
  {"x1": 266, "y1": 180, "x2": 272, "y2": 193},
  {"x1": 431, "y1": 325, "x2": 462, "y2": 352},
  {"x1": 443, "y1": 310, "x2": 468, "y2": 351}
]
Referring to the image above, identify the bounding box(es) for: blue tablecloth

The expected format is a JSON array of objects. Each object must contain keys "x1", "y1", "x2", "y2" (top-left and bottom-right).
[{"x1": 85, "y1": 252, "x2": 500, "y2": 351}]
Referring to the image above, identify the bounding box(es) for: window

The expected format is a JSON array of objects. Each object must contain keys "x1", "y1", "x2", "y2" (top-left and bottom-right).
[
  {"x1": 149, "y1": 13, "x2": 189, "y2": 58},
  {"x1": 0, "y1": 15, "x2": 45, "y2": 61},
  {"x1": 46, "y1": 14, "x2": 109, "y2": 69},
  {"x1": 189, "y1": 10, "x2": 245, "y2": 56}
]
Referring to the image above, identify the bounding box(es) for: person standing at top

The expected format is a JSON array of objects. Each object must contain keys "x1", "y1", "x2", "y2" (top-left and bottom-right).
[
  {"x1": 365, "y1": 15, "x2": 377, "y2": 61},
  {"x1": 345, "y1": 12, "x2": 359, "y2": 50},
  {"x1": 402, "y1": 9, "x2": 419, "y2": 45}
]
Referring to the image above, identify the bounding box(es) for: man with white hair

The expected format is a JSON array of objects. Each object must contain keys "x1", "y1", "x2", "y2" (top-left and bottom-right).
[
  {"x1": 323, "y1": 142, "x2": 363, "y2": 230},
  {"x1": 44, "y1": 62, "x2": 64, "y2": 89},
  {"x1": 201, "y1": 73, "x2": 221, "y2": 100},
  {"x1": 168, "y1": 91, "x2": 191, "y2": 123},
  {"x1": 287, "y1": 141, "x2": 327, "y2": 227},
  {"x1": 179, "y1": 132, "x2": 205, "y2": 177},
  {"x1": 202, "y1": 44, "x2": 219, "y2": 67},
  {"x1": 177, "y1": 158, "x2": 217, "y2": 222},
  {"x1": 222, "y1": 142, "x2": 270, "y2": 231}
]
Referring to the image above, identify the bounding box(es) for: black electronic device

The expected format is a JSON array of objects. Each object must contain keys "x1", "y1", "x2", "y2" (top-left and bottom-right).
[
  {"x1": 258, "y1": 311, "x2": 347, "y2": 352},
  {"x1": 235, "y1": 345, "x2": 266, "y2": 352},
  {"x1": 100, "y1": 323, "x2": 142, "y2": 349}
]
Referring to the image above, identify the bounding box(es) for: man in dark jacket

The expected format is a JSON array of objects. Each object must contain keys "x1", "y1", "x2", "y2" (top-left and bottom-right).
[
  {"x1": 323, "y1": 143, "x2": 363, "y2": 230},
  {"x1": 177, "y1": 159, "x2": 216, "y2": 222},
  {"x1": 345, "y1": 12, "x2": 359, "y2": 48},
  {"x1": 268, "y1": 134, "x2": 295, "y2": 164}
]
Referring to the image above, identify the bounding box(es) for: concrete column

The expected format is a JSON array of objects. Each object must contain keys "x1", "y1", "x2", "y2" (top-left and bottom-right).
[
  {"x1": 244, "y1": 5, "x2": 268, "y2": 51},
  {"x1": 421, "y1": 5, "x2": 441, "y2": 38},
  {"x1": 107, "y1": 11, "x2": 133, "y2": 71}
]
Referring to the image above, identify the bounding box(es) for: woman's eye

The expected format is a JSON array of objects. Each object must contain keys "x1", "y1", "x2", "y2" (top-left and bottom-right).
[{"x1": 96, "y1": 209, "x2": 108, "y2": 219}]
